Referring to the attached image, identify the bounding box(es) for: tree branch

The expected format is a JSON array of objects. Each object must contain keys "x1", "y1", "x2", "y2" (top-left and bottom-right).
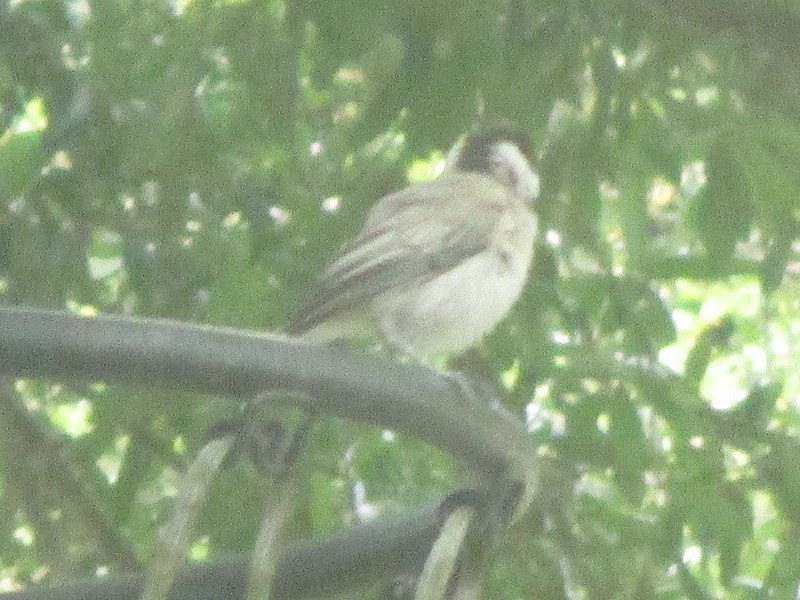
[
  {"x1": 0, "y1": 307, "x2": 538, "y2": 480},
  {"x1": 0, "y1": 503, "x2": 444, "y2": 600}
]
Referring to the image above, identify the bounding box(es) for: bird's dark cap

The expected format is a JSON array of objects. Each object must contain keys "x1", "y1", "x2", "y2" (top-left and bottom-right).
[{"x1": 451, "y1": 121, "x2": 533, "y2": 173}]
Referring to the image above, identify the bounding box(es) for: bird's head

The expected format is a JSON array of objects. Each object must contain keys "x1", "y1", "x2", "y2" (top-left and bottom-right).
[{"x1": 445, "y1": 122, "x2": 540, "y2": 204}]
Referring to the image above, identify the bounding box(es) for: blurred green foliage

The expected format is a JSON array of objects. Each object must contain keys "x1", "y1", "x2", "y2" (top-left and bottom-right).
[{"x1": 1, "y1": 0, "x2": 800, "y2": 597}]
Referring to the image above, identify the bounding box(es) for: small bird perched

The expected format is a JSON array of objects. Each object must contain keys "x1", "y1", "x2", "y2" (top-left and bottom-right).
[{"x1": 288, "y1": 123, "x2": 540, "y2": 360}]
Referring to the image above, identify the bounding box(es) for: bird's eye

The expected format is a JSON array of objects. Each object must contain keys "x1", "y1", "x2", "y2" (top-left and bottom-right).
[
  {"x1": 492, "y1": 159, "x2": 518, "y2": 189},
  {"x1": 505, "y1": 167, "x2": 519, "y2": 187}
]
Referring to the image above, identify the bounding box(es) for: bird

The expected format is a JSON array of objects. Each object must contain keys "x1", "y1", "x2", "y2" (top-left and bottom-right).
[{"x1": 288, "y1": 123, "x2": 540, "y2": 360}]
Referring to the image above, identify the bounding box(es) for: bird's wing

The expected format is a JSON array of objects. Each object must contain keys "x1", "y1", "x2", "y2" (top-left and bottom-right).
[{"x1": 288, "y1": 173, "x2": 511, "y2": 334}]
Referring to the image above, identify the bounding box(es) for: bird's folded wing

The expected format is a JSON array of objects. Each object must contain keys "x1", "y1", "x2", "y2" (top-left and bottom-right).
[{"x1": 288, "y1": 174, "x2": 509, "y2": 334}]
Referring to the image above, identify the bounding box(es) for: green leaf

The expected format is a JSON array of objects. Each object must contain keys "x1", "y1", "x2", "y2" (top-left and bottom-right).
[
  {"x1": 0, "y1": 129, "x2": 44, "y2": 197},
  {"x1": 684, "y1": 317, "x2": 735, "y2": 388},
  {"x1": 205, "y1": 261, "x2": 274, "y2": 329},
  {"x1": 696, "y1": 140, "x2": 753, "y2": 266}
]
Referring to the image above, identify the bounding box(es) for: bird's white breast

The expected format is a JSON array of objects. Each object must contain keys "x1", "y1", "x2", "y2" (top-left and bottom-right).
[{"x1": 375, "y1": 203, "x2": 537, "y2": 358}]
